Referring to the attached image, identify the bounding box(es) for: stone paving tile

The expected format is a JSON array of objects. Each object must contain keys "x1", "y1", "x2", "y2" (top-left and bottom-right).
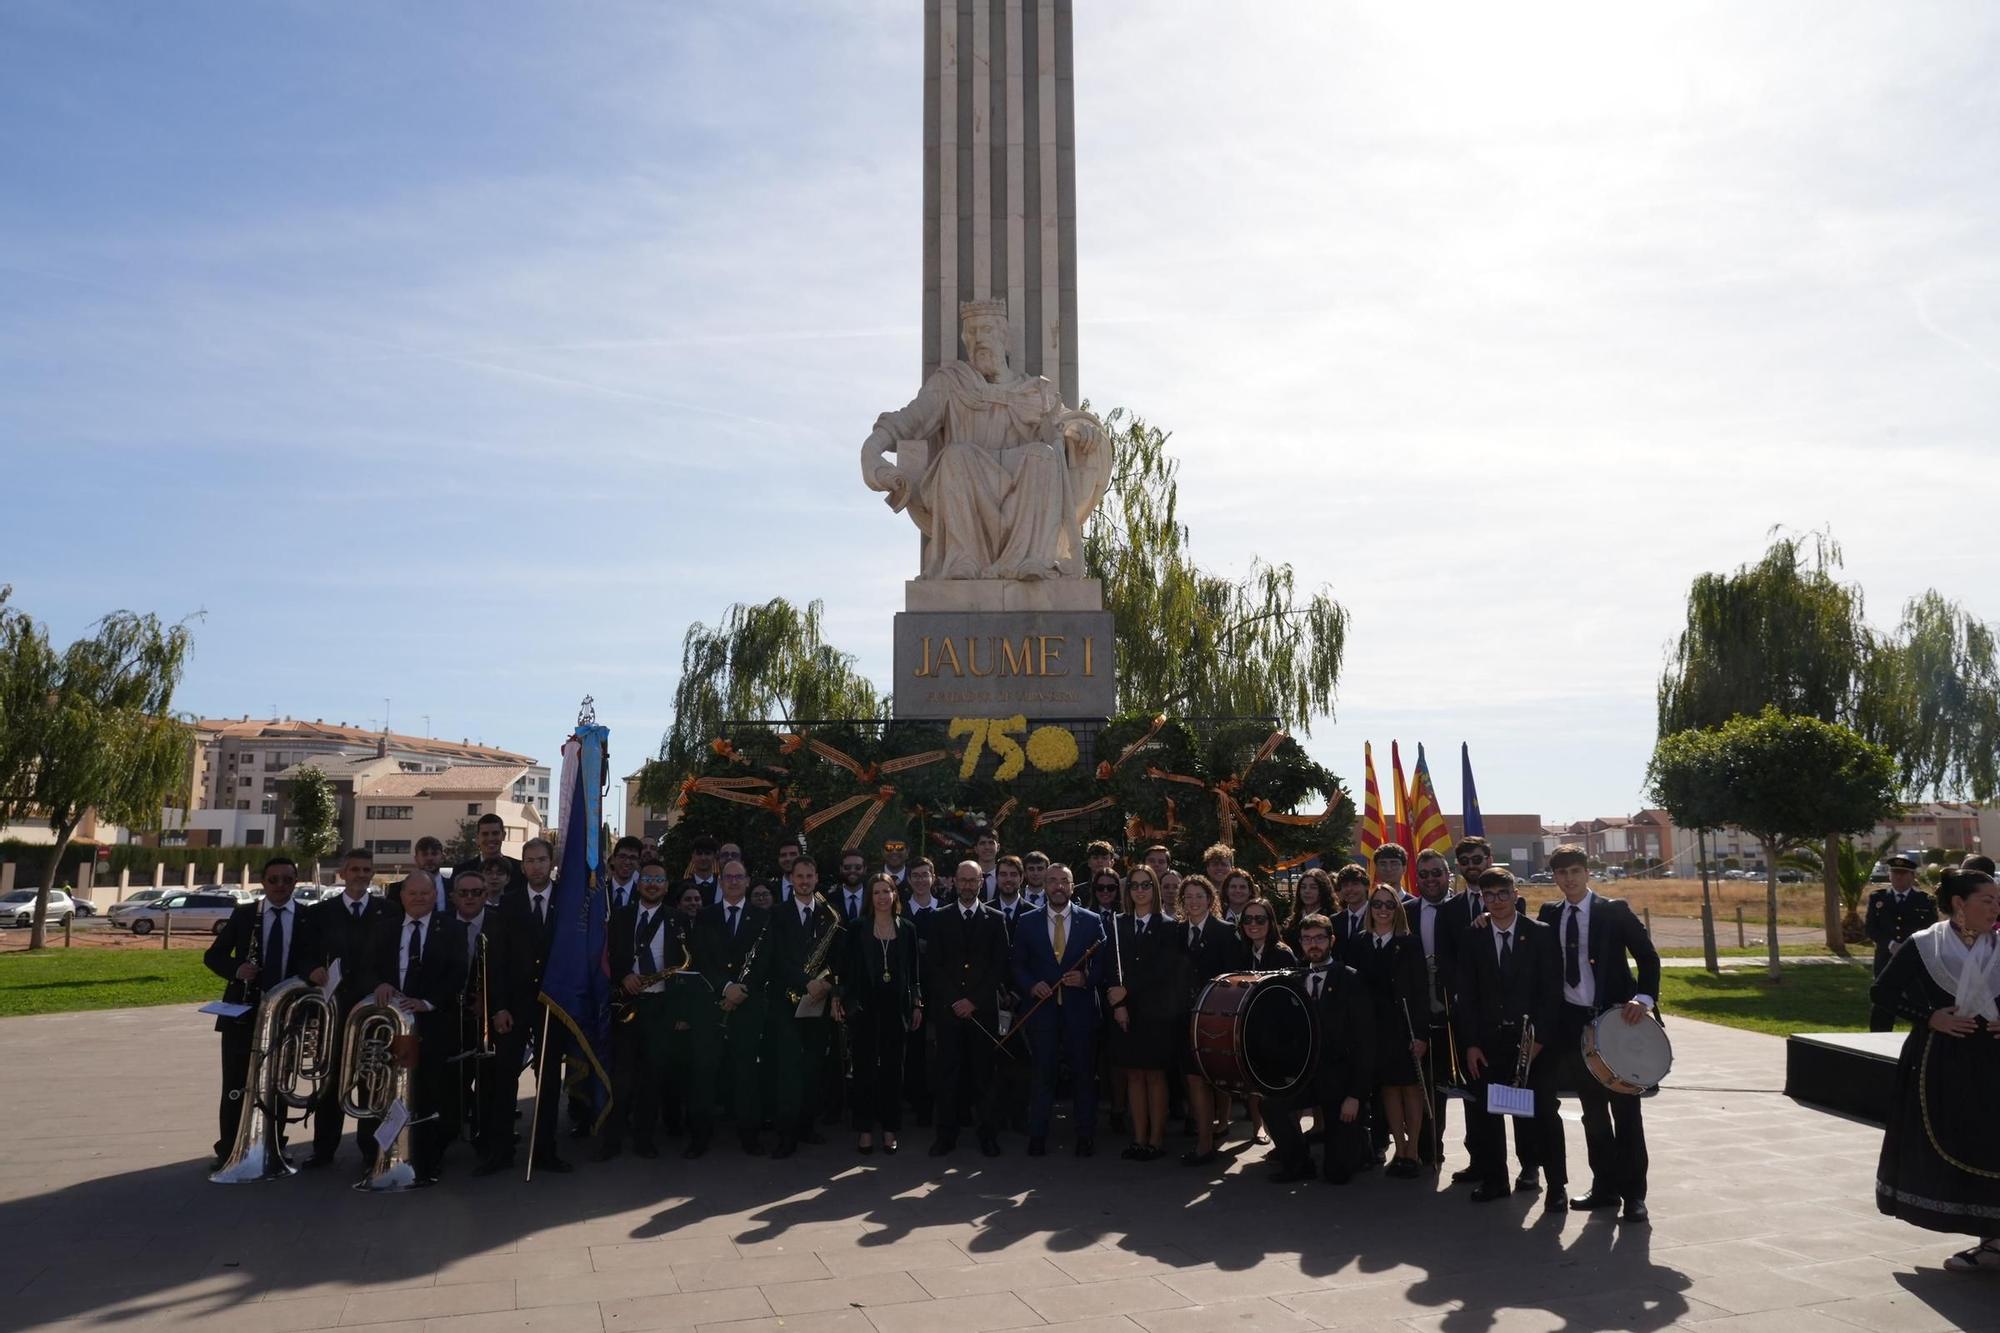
[
  {"x1": 425, "y1": 1307, "x2": 609, "y2": 1332},
  {"x1": 436, "y1": 1247, "x2": 596, "y2": 1285},
  {"x1": 1130, "y1": 1297, "x2": 1322, "y2": 1333},
  {"x1": 992, "y1": 1319, "x2": 1146, "y2": 1333},
  {"x1": 1019, "y1": 1276, "x2": 1189, "y2": 1321},
  {"x1": 671, "y1": 1251, "x2": 830, "y2": 1291},
  {"x1": 517, "y1": 1266, "x2": 682, "y2": 1309},
  {"x1": 598, "y1": 1286, "x2": 773, "y2": 1331},
  {"x1": 913, "y1": 1257, "x2": 1079, "y2": 1298},
  {"x1": 863, "y1": 1290, "x2": 1042, "y2": 1333},
  {"x1": 761, "y1": 1270, "x2": 930, "y2": 1314},
  {"x1": 337, "y1": 1280, "x2": 515, "y2": 1326},
  {"x1": 815, "y1": 1238, "x2": 971, "y2": 1276},
  {"x1": 694, "y1": 1312, "x2": 877, "y2": 1333}
]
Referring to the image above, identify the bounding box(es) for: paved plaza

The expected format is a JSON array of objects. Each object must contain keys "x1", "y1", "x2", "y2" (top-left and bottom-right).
[{"x1": 1, "y1": 1006, "x2": 1990, "y2": 1332}]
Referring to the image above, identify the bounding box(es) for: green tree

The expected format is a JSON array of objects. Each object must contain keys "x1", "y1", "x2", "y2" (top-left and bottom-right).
[
  {"x1": 444, "y1": 817, "x2": 481, "y2": 864},
  {"x1": 1699, "y1": 709, "x2": 1899, "y2": 979},
  {"x1": 287, "y1": 765, "x2": 340, "y2": 862},
  {"x1": 1646, "y1": 726, "x2": 1733, "y2": 974},
  {"x1": 1085, "y1": 411, "x2": 1348, "y2": 722},
  {"x1": 0, "y1": 604, "x2": 194, "y2": 950},
  {"x1": 1780, "y1": 831, "x2": 1900, "y2": 943}
]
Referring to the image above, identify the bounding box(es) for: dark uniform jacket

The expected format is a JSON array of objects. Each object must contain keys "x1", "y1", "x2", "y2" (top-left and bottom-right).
[
  {"x1": 358, "y1": 909, "x2": 470, "y2": 1049},
  {"x1": 608, "y1": 898, "x2": 691, "y2": 985},
  {"x1": 692, "y1": 899, "x2": 770, "y2": 995},
  {"x1": 204, "y1": 899, "x2": 323, "y2": 1031},
  {"x1": 1453, "y1": 915, "x2": 1563, "y2": 1058},
  {"x1": 453, "y1": 855, "x2": 528, "y2": 901},
  {"x1": 771, "y1": 894, "x2": 842, "y2": 1006},
  {"x1": 311, "y1": 891, "x2": 390, "y2": 1010},
  {"x1": 456, "y1": 906, "x2": 536, "y2": 1024},
  {"x1": 1290, "y1": 961, "x2": 1376, "y2": 1105},
  {"x1": 1865, "y1": 887, "x2": 1938, "y2": 973},
  {"x1": 1534, "y1": 894, "x2": 1662, "y2": 1014},
  {"x1": 497, "y1": 881, "x2": 560, "y2": 991},
  {"x1": 922, "y1": 900, "x2": 1010, "y2": 1017}
]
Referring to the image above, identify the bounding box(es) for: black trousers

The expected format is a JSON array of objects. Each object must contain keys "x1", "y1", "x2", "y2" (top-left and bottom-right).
[
  {"x1": 1465, "y1": 1033, "x2": 1567, "y2": 1190},
  {"x1": 903, "y1": 1022, "x2": 931, "y2": 1121},
  {"x1": 604, "y1": 996, "x2": 669, "y2": 1150},
  {"x1": 929, "y1": 1010, "x2": 1000, "y2": 1139},
  {"x1": 311, "y1": 1029, "x2": 378, "y2": 1164},
  {"x1": 1559, "y1": 1002, "x2": 1648, "y2": 1200},
  {"x1": 215, "y1": 1021, "x2": 253, "y2": 1157},
  {"x1": 1265, "y1": 1086, "x2": 1367, "y2": 1180},
  {"x1": 1869, "y1": 951, "x2": 1897, "y2": 1032},
  {"x1": 848, "y1": 1004, "x2": 907, "y2": 1133}
]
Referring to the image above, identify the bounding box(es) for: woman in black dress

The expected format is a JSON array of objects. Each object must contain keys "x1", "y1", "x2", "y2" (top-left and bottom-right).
[
  {"x1": 1874, "y1": 868, "x2": 2000, "y2": 1271},
  {"x1": 1177, "y1": 874, "x2": 1236, "y2": 1166},
  {"x1": 1106, "y1": 866, "x2": 1177, "y2": 1161},
  {"x1": 832, "y1": 874, "x2": 922, "y2": 1155},
  {"x1": 1285, "y1": 869, "x2": 1335, "y2": 954},
  {"x1": 1230, "y1": 901, "x2": 1297, "y2": 1146},
  {"x1": 1344, "y1": 887, "x2": 1430, "y2": 1178}
]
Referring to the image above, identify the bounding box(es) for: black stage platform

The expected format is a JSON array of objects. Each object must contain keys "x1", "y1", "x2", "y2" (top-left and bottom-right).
[{"x1": 1784, "y1": 1030, "x2": 1903, "y2": 1124}]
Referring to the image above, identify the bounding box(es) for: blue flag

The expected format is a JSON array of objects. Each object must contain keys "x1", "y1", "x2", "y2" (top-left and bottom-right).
[
  {"x1": 540, "y1": 723, "x2": 613, "y2": 1132},
  {"x1": 1460, "y1": 743, "x2": 1485, "y2": 837}
]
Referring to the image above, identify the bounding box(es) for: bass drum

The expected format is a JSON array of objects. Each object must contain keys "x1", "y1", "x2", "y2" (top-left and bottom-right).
[
  {"x1": 1582, "y1": 1010, "x2": 1672, "y2": 1096},
  {"x1": 1190, "y1": 972, "x2": 1319, "y2": 1099}
]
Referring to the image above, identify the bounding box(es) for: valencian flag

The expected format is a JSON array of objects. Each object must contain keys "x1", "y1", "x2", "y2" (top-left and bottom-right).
[
  {"x1": 1461, "y1": 743, "x2": 1485, "y2": 838},
  {"x1": 1390, "y1": 741, "x2": 1415, "y2": 891},
  {"x1": 1359, "y1": 742, "x2": 1388, "y2": 861},
  {"x1": 540, "y1": 721, "x2": 614, "y2": 1134},
  {"x1": 1409, "y1": 744, "x2": 1453, "y2": 859}
]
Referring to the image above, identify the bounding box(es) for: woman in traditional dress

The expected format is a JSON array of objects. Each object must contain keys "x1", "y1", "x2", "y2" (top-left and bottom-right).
[
  {"x1": 1106, "y1": 866, "x2": 1177, "y2": 1161},
  {"x1": 1344, "y1": 887, "x2": 1431, "y2": 1178},
  {"x1": 1874, "y1": 869, "x2": 2000, "y2": 1271},
  {"x1": 832, "y1": 874, "x2": 922, "y2": 1154}
]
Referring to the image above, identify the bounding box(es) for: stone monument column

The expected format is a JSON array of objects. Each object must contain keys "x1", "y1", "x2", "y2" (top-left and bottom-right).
[{"x1": 924, "y1": 0, "x2": 1078, "y2": 407}]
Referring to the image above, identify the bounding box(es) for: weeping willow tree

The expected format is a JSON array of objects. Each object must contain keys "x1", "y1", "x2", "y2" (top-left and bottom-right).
[
  {"x1": 1657, "y1": 530, "x2": 2000, "y2": 956},
  {"x1": 0, "y1": 598, "x2": 195, "y2": 950},
  {"x1": 641, "y1": 410, "x2": 1351, "y2": 809},
  {"x1": 1085, "y1": 410, "x2": 1348, "y2": 722}
]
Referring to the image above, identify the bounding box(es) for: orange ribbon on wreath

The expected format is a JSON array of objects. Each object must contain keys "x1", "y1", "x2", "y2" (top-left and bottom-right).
[
  {"x1": 1029, "y1": 796, "x2": 1118, "y2": 831},
  {"x1": 786, "y1": 732, "x2": 955, "y2": 850},
  {"x1": 1095, "y1": 713, "x2": 1168, "y2": 781},
  {"x1": 677, "y1": 774, "x2": 790, "y2": 818},
  {"x1": 1143, "y1": 731, "x2": 1333, "y2": 862}
]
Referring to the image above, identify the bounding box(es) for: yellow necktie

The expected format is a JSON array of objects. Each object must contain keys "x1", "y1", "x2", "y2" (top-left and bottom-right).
[{"x1": 1053, "y1": 911, "x2": 1067, "y2": 959}]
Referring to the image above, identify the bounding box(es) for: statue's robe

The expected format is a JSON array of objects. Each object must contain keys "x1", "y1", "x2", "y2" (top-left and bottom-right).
[{"x1": 872, "y1": 362, "x2": 1109, "y2": 581}]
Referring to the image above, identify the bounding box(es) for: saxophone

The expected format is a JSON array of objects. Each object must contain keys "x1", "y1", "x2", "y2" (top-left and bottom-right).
[
  {"x1": 788, "y1": 906, "x2": 843, "y2": 1006},
  {"x1": 614, "y1": 928, "x2": 695, "y2": 1024}
]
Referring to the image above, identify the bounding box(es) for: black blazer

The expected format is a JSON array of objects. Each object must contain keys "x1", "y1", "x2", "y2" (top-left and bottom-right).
[
  {"x1": 922, "y1": 900, "x2": 1010, "y2": 1016},
  {"x1": 1232, "y1": 936, "x2": 1299, "y2": 973},
  {"x1": 1865, "y1": 889, "x2": 1938, "y2": 970},
  {"x1": 204, "y1": 899, "x2": 323, "y2": 1029},
  {"x1": 1291, "y1": 963, "x2": 1375, "y2": 1104},
  {"x1": 360, "y1": 909, "x2": 470, "y2": 1051},
  {"x1": 678, "y1": 875, "x2": 721, "y2": 911},
  {"x1": 1329, "y1": 908, "x2": 1371, "y2": 946},
  {"x1": 608, "y1": 900, "x2": 690, "y2": 984},
  {"x1": 1535, "y1": 893, "x2": 1661, "y2": 1013},
  {"x1": 1453, "y1": 916, "x2": 1562, "y2": 1056},
  {"x1": 1177, "y1": 916, "x2": 1236, "y2": 1002},
  {"x1": 827, "y1": 884, "x2": 875, "y2": 928},
  {"x1": 312, "y1": 891, "x2": 390, "y2": 1007},
  {"x1": 836, "y1": 916, "x2": 923, "y2": 1022},
  {"x1": 771, "y1": 894, "x2": 842, "y2": 1005},
  {"x1": 457, "y1": 907, "x2": 535, "y2": 1022},
  {"x1": 497, "y1": 882, "x2": 560, "y2": 987},
  {"x1": 691, "y1": 899, "x2": 770, "y2": 996},
  {"x1": 1105, "y1": 913, "x2": 1181, "y2": 1022}
]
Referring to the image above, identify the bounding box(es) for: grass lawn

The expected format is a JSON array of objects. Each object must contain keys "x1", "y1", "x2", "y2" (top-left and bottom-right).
[
  {"x1": 1658, "y1": 962, "x2": 1873, "y2": 1036},
  {"x1": 1657, "y1": 943, "x2": 1835, "y2": 959},
  {"x1": 0, "y1": 947, "x2": 216, "y2": 1017}
]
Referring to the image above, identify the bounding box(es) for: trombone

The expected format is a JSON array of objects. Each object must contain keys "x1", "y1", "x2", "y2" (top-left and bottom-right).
[{"x1": 450, "y1": 932, "x2": 497, "y2": 1064}]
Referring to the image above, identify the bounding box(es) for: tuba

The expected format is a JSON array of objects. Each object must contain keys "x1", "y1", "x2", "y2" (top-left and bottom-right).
[
  {"x1": 338, "y1": 999, "x2": 432, "y2": 1192},
  {"x1": 210, "y1": 976, "x2": 337, "y2": 1184}
]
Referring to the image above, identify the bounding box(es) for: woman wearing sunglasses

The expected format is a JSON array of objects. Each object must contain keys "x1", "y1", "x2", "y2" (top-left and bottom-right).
[
  {"x1": 1344, "y1": 888, "x2": 1431, "y2": 1177},
  {"x1": 1106, "y1": 866, "x2": 1177, "y2": 1161},
  {"x1": 1230, "y1": 897, "x2": 1297, "y2": 1146}
]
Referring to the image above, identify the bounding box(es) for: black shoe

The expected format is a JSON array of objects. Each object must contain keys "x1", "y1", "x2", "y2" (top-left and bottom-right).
[
  {"x1": 1074, "y1": 1138, "x2": 1094, "y2": 1158},
  {"x1": 739, "y1": 1133, "x2": 765, "y2": 1157},
  {"x1": 1621, "y1": 1199, "x2": 1650, "y2": 1225},
  {"x1": 1544, "y1": 1188, "x2": 1569, "y2": 1214},
  {"x1": 800, "y1": 1129, "x2": 826, "y2": 1146},
  {"x1": 634, "y1": 1142, "x2": 659, "y2": 1160},
  {"x1": 472, "y1": 1156, "x2": 512, "y2": 1177},
  {"x1": 1026, "y1": 1137, "x2": 1047, "y2": 1157},
  {"x1": 206, "y1": 1154, "x2": 225, "y2": 1172},
  {"x1": 928, "y1": 1136, "x2": 956, "y2": 1158},
  {"x1": 567, "y1": 1122, "x2": 592, "y2": 1140},
  {"x1": 1120, "y1": 1144, "x2": 1143, "y2": 1160},
  {"x1": 882, "y1": 1139, "x2": 899, "y2": 1155},
  {"x1": 593, "y1": 1142, "x2": 621, "y2": 1163},
  {"x1": 682, "y1": 1137, "x2": 710, "y2": 1161},
  {"x1": 1321, "y1": 1164, "x2": 1352, "y2": 1186},
  {"x1": 771, "y1": 1136, "x2": 798, "y2": 1160},
  {"x1": 1450, "y1": 1167, "x2": 1479, "y2": 1184},
  {"x1": 532, "y1": 1155, "x2": 573, "y2": 1174},
  {"x1": 299, "y1": 1154, "x2": 335, "y2": 1170},
  {"x1": 1515, "y1": 1169, "x2": 1539, "y2": 1191},
  {"x1": 978, "y1": 1135, "x2": 1002, "y2": 1158},
  {"x1": 858, "y1": 1139, "x2": 875, "y2": 1156},
  {"x1": 1570, "y1": 1190, "x2": 1621, "y2": 1211},
  {"x1": 1269, "y1": 1162, "x2": 1314, "y2": 1184},
  {"x1": 1469, "y1": 1181, "x2": 1511, "y2": 1203},
  {"x1": 1181, "y1": 1148, "x2": 1220, "y2": 1167}
]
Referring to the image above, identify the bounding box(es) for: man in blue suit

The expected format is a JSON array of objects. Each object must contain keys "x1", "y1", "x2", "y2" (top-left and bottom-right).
[{"x1": 1011, "y1": 864, "x2": 1106, "y2": 1157}]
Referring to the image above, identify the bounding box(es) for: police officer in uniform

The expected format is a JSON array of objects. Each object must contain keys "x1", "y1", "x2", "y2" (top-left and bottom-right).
[{"x1": 1866, "y1": 853, "x2": 1939, "y2": 1032}]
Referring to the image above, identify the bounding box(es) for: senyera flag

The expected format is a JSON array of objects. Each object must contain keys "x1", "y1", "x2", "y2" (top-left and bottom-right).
[
  {"x1": 540, "y1": 723, "x2": 613, "y2": 1135},
  {"x1": 1359, "y1": 742, "x2": 1388, "y2": 862}
]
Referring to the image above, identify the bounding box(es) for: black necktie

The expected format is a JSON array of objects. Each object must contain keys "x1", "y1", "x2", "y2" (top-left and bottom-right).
[
  {"x1": 534, "y1": 895, "x2": 547, "y2": 932},
  {"x1": 351, "y1": 900, "x2": 363, "y2": 922},
  {"x1": 726, "y1": 904, "x2": 739, "y2": 936},
  {"x1": 1309, "y1": 969, "x2": 1324, "y2": 999},
  {"x1": 404, "y1": 920, "x2": 424, "y2": 992},
  {"x1": 636, "y1": 910, "x2": 658, "y2": 974},
  {"x1": 1565, "y1": 905, "x2": 1582, "y2": 988},
  {"x1": 1499, "y1": 929, "x2": 1513, "y2": 968},
  {"x1": 265, "y1": 907, "x2": 285, "y2": 980},
  {"x1": 849, "y1": 893, "x2": 860, "y2": 919}
]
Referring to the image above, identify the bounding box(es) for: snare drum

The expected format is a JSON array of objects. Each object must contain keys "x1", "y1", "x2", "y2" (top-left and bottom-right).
[
  {"x1": 1581, "y1": 1010, "x2": 1672, "y2": 1095},
  {"x1": 1190, "y1": 972, "x2": 1319, "y2": 1099}
]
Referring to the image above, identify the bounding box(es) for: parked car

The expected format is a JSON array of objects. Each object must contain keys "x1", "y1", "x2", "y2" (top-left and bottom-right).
[
  {"x1": 119, "y1": 888, "x2": 169, "y2": 907},
  {"x1": 68, "y1": 894, "x2": 100, "y2": 917},
  {"x1": 290, "y1": 885, "x2": 331, "y2": 906},
  {"x1": 1, "y1": 890, "x2": 75, "y2": 928},
  {"x1": 109, "y1": 890, "x2": 241, "y2": 936}
]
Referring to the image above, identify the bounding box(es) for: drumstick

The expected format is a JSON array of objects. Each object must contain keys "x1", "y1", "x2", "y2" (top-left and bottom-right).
[{"x1": 1401, "y1": 997, "x2": 1440, "y2": 1175}]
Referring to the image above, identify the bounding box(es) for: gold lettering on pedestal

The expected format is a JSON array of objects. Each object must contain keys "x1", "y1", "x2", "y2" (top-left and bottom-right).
[
  {"x1": 999, "y1": 637, "x2": 1034, "y2": 676},
  {"x1": 1038, "y1": 635, "x2": 1066, "y2": 677},
  {"x1": 1083, "y1": 637, "x2": 1094, "y2": 676},
  {"x1": 966, "y1": 637, "x2": 995, "y2": 677}
]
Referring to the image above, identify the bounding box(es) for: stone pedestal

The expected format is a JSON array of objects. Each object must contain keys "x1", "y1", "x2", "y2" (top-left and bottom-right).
[{"x1": 893, "y1": 578, "x2": 1112, "y2": 720}]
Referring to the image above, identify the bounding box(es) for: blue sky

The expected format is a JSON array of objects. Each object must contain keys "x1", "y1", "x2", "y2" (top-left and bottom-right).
[{"x1": 4, "y1": 1, "x2": 1996, "y2": 825}]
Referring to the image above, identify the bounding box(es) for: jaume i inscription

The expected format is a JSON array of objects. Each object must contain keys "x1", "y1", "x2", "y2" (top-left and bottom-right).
[{"x1": 894, "y1": 611, "x2": 1114, "y2": 720}]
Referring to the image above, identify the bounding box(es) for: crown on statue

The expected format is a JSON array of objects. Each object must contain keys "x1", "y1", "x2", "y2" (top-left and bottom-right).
[{"x1": 958, "y1": 299, "x2": 1009, "y2": 325}]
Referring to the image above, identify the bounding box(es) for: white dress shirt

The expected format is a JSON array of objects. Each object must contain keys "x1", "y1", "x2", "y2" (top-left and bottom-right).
[
  {"x1": 634, "y1": 906, "x2": 666, "y2": 993},
  {"x1": 263, "y1": 904, "x2": 290, "y2": 975},
  {"x1": 396, "y1": 911, "x2": 435, "y2": 1003},
  {"x1": 1558, "y1": 891, "x2": 1655, "y2": 1012},
  {"x1": 1491, "y1": 919, "x2": 1516, "y2": 966}
]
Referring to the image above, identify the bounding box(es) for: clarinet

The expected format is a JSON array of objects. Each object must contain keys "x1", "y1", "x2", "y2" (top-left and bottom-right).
[{"x1": 242, "y1": 898, "x2": 265, "y2": 1008}]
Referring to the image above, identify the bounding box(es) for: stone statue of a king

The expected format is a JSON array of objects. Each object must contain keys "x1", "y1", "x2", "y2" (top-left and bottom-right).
[{"x1": 862, "y1": 300, "x2": 1110, "y2": 582}]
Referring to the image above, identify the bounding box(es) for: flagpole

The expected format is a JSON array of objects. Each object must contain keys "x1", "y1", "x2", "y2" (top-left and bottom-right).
[{"x1": 524, "y1": 1004, "x2": 552, "y2": 1183}]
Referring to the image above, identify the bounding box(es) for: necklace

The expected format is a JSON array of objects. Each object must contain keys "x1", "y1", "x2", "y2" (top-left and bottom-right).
[{"x1": 1956, "y1": 925, "x2": 1983, "y2": 946}]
